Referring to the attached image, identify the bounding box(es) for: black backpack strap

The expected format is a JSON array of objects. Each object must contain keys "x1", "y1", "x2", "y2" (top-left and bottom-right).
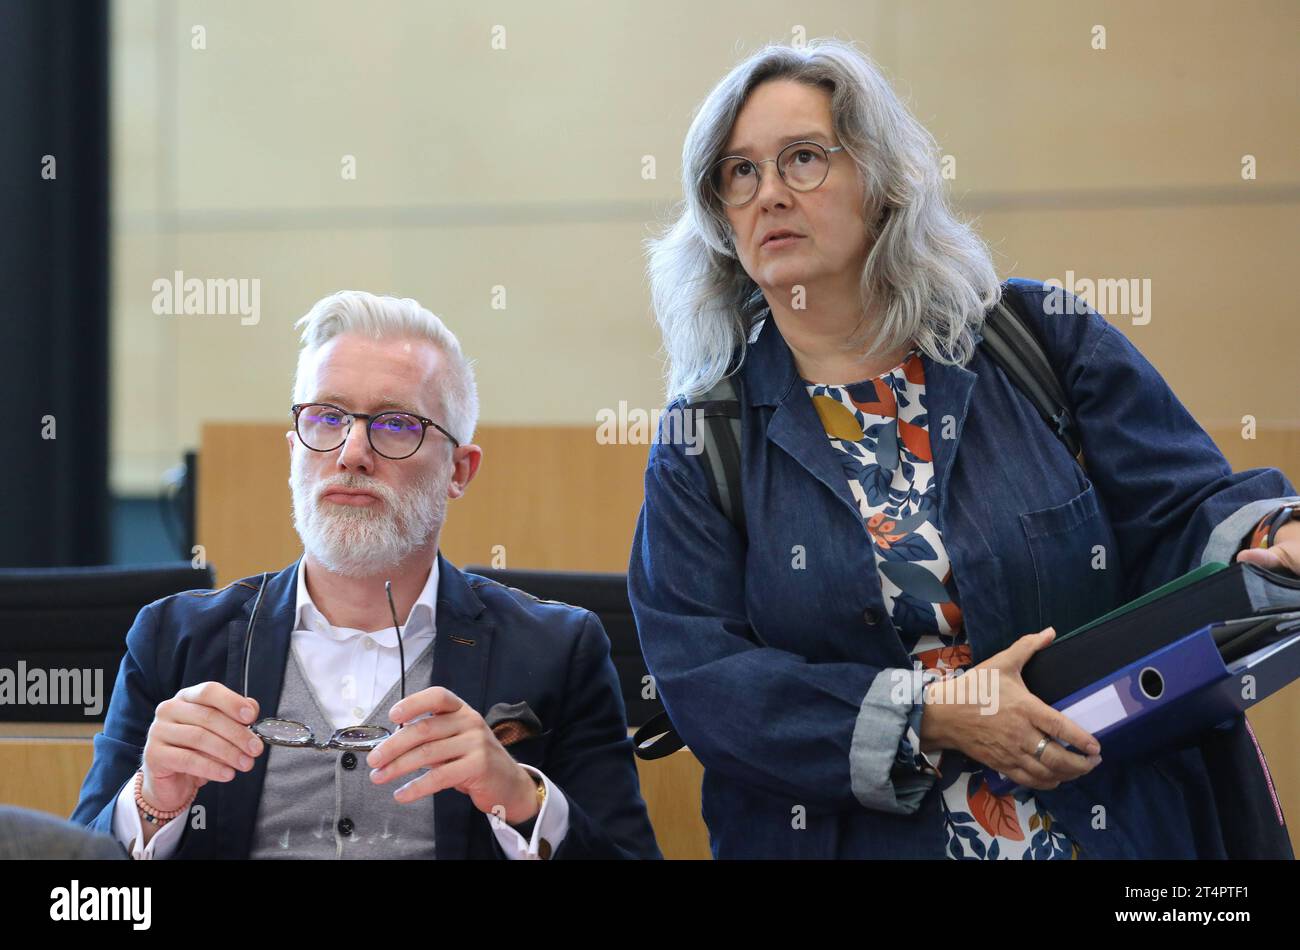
[
  {"x1": 689, "y1": 374, "x2": 746, "y2": 537},
  {"x1": 980, "y1": 290, "x2": 1085, "y2": 467},
  {"x1": 631, "y1": 710, "x2": 684, "y2": 760},
  {"x1": 633, "y1": 375, "x2": 746, "y2": 761}
]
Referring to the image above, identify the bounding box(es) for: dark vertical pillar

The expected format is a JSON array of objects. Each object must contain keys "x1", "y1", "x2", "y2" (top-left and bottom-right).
[{"x1": 0, "y1": 1, "x2": 110, "y2": 566}]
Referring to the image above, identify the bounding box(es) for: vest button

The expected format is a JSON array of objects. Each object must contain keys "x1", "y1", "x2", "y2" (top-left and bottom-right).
[
  {"x1": 862, "y1": 607, "x2": 881, "y2": 625},
  {"x1": 338, "y1": 817, "x2": 353, "y2": 836},
  {"x1": 341, "y1": 752, "x2": 357, "y2": 770}
]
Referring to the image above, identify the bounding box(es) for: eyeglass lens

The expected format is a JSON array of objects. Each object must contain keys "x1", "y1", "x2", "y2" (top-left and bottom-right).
[
  {"x1": 712, "y1": 142, "x2": 831, "y2": 205},
  {"x1": 297, "y1": 404, "x2": 424, "y2": 458},
  {"x1": 253, "y1": 717, "x2": 390, "y2": 750}
]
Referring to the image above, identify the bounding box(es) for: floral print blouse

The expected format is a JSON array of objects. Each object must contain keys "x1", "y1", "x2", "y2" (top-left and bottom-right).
[{"x1": 805, "y1": 349, "x2": 1079, "y2": 859}]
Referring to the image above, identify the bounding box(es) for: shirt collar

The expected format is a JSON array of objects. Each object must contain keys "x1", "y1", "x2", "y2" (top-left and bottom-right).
[{"x1": 294, "y1": 557, "x2": 439, "y2": 647}]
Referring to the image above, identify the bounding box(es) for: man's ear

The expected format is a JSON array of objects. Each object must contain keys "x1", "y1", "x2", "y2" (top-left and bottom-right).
[
  {"x1": 286, "y1": 429, "x2": 296, "y2": 457},
  {"x1": 447, "y1": 444, "x2": 483, "y2": 500}
]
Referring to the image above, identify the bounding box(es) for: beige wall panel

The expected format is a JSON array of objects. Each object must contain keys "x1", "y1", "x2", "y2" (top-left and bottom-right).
[
  {"x1": 137, "y1": 220, "x2": 665, "y2": 494},
  {"x1": 111, "y1": 229, "x2": 173, "y2": 494},
  {"x1": 895, "y1": 0, "x2": 1300, "y2": 191},
  {"x1": 974, "y1": 202, "x2": 1299, "y2": 428},
  {"x1": 164, "y1": 0, "x2": 890, "y2": 210}
]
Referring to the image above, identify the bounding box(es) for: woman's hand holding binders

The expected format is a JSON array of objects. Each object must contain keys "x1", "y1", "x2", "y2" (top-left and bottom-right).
[{"x1": 919, "y1": 628, "x2": 1103, "y2": 791}]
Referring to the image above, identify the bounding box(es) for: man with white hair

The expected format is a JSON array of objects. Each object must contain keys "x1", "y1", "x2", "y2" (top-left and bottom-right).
[{"x1": 71, "y1": 291, "x2": 660, "y2": 860}]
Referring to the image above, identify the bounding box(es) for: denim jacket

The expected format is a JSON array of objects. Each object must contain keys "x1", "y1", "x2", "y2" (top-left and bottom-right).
[{"x1": 628, "y1": 278, "x2": 1297, "y2": 859}]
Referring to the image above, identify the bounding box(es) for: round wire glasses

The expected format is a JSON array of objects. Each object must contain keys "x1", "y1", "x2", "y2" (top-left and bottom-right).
[
  {"x1": 241, "y1": 572, "x2": 408, "y2": 752},
  {"x1": 708, "y1": 140, "x2": 845, "y2": 207},
  {"x1": 291, "y1": 402, "x2": 460, "y2": 460}
]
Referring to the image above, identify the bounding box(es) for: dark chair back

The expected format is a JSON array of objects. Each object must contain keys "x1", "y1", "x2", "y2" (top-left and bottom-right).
[
  {"x1": 464, "y1": 567, "x2": 660, "y2": 728},
  {"x1": 0, "y1": 562, "x2": 216, "y2": 722}
]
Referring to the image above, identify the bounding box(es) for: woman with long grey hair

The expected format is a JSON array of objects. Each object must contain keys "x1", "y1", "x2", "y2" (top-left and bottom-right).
[{"x1": 627, "y1": 38, "x2": 1299, "y2": 859}]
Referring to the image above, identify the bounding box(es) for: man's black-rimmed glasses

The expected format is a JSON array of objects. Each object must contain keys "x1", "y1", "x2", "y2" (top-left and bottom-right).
[{"x1": 292, "y1": 402, "x2": 460, "y2": 460}]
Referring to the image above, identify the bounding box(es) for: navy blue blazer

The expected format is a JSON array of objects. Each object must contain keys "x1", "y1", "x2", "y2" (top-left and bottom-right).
[
  {"x1": 629, "y1": 278, "x2": 1296, "y2": 859},
  {"x1": 72, "y1": 554, "x2": 661, "y2": 860}
]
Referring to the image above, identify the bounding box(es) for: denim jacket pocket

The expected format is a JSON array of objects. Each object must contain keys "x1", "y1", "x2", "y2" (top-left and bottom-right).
[{"x1": 1019, "y1": 481, "x2": 1123, "y2": 635}]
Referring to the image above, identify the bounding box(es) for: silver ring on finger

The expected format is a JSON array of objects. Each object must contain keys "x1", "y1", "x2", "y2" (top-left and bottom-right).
[{"x1": 1033, "y1": 735, "x2": 1051, "y2": 761}]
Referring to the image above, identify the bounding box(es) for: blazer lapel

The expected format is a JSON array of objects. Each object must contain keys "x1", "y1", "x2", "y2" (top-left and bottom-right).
[
  {"x1": 745, "y1": 316, "x2": 869, "y2": 527},
  {"x1": 917, "y1": 353, "x2": 977, "y2": 536},
  {"x1": 766, "y1": 394, "x2": 869, "y2": 527},
  {"x1": 215, "y1": 558, "x2": 300, "y2": 860},
  {"x1": 920, "y1": 347, "x2": 1015, "y2": 660},
  {"x1": 428, "y1": 553, "x2": 496, "y2": 860}
]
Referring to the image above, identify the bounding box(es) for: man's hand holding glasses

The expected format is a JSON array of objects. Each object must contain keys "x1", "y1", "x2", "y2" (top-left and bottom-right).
[{"x1": 136, "y1": 682, "x2": 265, "y2": 842}]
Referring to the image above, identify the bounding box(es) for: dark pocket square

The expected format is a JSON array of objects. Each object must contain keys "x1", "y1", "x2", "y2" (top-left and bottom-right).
[{"x1": 485, "y1": 700, "x2": 544, "y2": 747}]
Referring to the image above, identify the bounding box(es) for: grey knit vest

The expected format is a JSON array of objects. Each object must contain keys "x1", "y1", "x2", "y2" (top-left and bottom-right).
[{"x1": 248, "y1": 641, "x2": 437, "y2": 859}]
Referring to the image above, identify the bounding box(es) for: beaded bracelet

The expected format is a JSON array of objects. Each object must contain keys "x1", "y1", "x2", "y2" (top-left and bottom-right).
[{"x1": 133, "y1": 769, "x2": 194, "y2": 826}]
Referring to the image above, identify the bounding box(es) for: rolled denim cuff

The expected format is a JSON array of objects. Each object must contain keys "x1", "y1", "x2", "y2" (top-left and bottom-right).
[{"x1": 850, "y1": 668, "x2": 942, "y2": 815}]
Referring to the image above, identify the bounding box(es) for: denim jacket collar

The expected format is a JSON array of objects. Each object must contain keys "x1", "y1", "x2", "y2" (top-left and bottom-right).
[{"x1": 741, "y1": 309, "x2": 982, "y2": 539}]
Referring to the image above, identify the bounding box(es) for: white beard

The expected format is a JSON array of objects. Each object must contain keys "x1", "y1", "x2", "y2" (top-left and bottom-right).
[{"x1": 289, "y1": 453, "x2": 446, "y2": 577}]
